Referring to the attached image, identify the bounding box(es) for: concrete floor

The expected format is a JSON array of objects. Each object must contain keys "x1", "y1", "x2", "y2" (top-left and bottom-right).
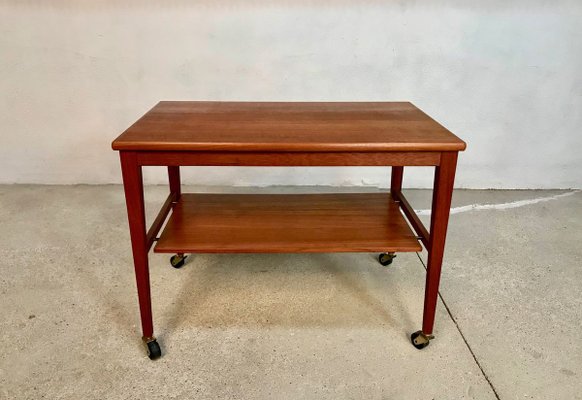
[{"x1": 0, "y1": 185, "x2": 580, "y2": 399}]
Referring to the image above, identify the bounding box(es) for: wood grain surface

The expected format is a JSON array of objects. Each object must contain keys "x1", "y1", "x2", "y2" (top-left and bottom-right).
[
  {"x1": 112, "y1": 102, "x2": 466, "y2": 152},
  {"x1": 136, "y1": 150, "x2": 441, "y2": 166},
  {"x1": 154, "y1": 193, "x2": 422, "y2": 253}
]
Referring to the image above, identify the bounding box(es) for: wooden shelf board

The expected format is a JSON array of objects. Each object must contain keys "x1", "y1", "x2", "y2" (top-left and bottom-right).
[{"x1": 154, "y1": 193, "x2": 421, "y2": 254}]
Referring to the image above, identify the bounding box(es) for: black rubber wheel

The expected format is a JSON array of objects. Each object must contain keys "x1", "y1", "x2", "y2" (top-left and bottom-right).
[
  {"x1": 378, "y1": 253, "x2": 396, "y2": 266},
  {"x1": 170, "y1": 254, "x2": 187, "y2": 269},
  {"x1": 146, "y1": 340, "x2": 162, "y2": 360},
  {"x1": 411, "y1": 331, "x2": 430, "y2": 350}
]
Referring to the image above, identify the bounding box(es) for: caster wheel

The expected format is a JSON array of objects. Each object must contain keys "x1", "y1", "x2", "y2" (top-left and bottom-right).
[
  {"x1": 411, "y1": 330, "x2": 432, "y2": 350},
  {"x1": 145, "y1": 339, "x2": 162, "y2": 360},
  {"x1": 379, "y1": 252, "x2": 396, "y2": 266},
  {"x1": 170, "y1": 253, "x2": 187, "y2": 269}
]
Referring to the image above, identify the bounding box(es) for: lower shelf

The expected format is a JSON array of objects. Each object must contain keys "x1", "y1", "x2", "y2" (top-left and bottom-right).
[{"x1": 154, "y1": 193, "x2": 421, "y2": 253}]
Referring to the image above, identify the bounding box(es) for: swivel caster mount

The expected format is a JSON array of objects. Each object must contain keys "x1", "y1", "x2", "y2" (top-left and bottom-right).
[
  {"x1": 170, "y1": 253, "x2": 187, "y2": 269},
  {"x1": 379, "y1": 252, "x2": 396, "y2": 266},
  {"x1": 143, "y1": 337, "x2": 162, "y2": 360},
  {"x1": 411, "y1": 331, "x2": 434, "y2": 350}
]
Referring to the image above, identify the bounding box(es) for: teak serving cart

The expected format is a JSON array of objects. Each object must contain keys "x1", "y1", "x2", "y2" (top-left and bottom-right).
[{"x1": 112, "y1": 101, "x2": 466, "y2": 359}]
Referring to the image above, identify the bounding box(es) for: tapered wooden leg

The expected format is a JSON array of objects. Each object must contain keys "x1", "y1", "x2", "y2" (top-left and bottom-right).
[
  {"x1": 120, "y1": 151, "x2": 154, "y2": 340},
  {"x1": 167, "y1": 166, "x2": 187, "y2": 269},
  {"x1": 390, "y1": 166, "x2": 404, "y2": 201},
  {"x1": 168, "y1": 166, "x2": 181, "y2": 198},
  {"x1": 378, "y1": 167, "x2": 405, "y2": 266},
  {"x1": 422, "y1": 152, "x2": 458, "y2": 336}
]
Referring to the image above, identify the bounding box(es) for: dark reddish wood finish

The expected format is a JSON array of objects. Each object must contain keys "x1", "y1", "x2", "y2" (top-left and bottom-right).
[
  {"x1": 120, "y1": 151, "x2": 154, "y2": 339},
  {"x1": 112, "y1": 102, "x2": 466, "y2": 152},
  {"x1": 422, "y1": 152, "x2": 458, "y2": 336},
  {"x1": 113, "y1": 102, "x2": 465, "y2": 348},
  {"x1": 154, "y1": 193, "x2": 422, "y2": 254},
  {"x1": 390, "y1": 166, "x2": 404, "y2": 201},
  {"x1": 390, "y1": 166, "x2": 431, "y2": 248},
  {"x1": 146, "y1": 192, "x2": 178, "y2": 251},
  {"x1": 137, "y1": 151, "x2": 441, "y2": 167},
  {"x1": 168, "y1": 166, "x2": 181, "y2": 197},
  {"x1": 393, "y1": 191, "x2": 430, "y2": 250}
]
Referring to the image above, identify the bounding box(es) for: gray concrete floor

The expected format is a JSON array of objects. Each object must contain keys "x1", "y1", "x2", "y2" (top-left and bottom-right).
[{"x1": 0, "y1": 185, "x2": 580, "y2": 399}]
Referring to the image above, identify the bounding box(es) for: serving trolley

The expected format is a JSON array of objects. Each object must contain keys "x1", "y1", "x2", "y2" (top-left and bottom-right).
[{"x1": 112, "y1": 101, "x2": 466, "y2": 359}]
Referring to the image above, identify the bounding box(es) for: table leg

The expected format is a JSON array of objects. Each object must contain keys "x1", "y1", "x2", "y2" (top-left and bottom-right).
[
  {"x1": 412, "y1": 152, "x2": 458, "y2": 349},
  {"x1": 390, "y1": 166, "x2": 404, "y2": 200},
  {"x1": 167, "y1": 166, "x2": 188, "y2": 268},
  {"x1": 168, "y1": 166, "x2": 181, "y2": 197},
  {"x1": 120, "y1": 151, "x2": 161, "y2": 359},
  {"x1": 378, "y1": 167, "x2": 405, "y2": 267}
]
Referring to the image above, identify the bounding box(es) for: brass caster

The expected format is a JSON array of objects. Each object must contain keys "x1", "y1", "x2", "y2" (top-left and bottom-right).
[
  {"x1": 170, "y1": 253, "x2": 187, "y2": 269},
  {"x1": 143, "y1": 336, "x2": 162, "y2": 360},
  {"x1": 411, "y1": 330, "x2": 433, "y2": 350},
  {"x1": 379, "y1": 252, "x2": 396, "y2": 266}
]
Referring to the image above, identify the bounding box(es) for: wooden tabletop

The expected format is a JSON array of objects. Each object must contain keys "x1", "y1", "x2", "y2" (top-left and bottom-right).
[{"x1": 112, "y1": 102, "x2": 466, "y2": 152}]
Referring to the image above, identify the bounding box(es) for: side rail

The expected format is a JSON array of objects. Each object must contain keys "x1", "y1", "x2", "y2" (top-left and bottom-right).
[{"x1": 392, "y1": 191, "x2": 430, "y2": 250}]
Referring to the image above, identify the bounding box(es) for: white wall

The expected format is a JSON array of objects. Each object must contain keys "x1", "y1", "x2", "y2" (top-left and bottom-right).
[{"x1": 1, "y1": 1, "x2": 581, "y2": 189}]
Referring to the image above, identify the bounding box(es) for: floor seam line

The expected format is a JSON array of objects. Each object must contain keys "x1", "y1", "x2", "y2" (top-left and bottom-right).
[
  {"x1": 413, "y1": 189, "x2": 580, "y2": 216},
  {"x1": 415, "y1": 252, "x2": 501, "y2": 400}
]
